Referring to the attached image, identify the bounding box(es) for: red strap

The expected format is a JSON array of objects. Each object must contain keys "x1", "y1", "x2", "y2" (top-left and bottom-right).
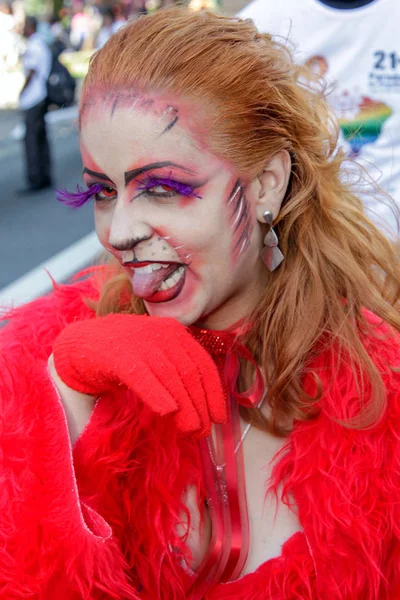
[{"x1": 187, "y1": 326, "x2": 265, "y2": 597}]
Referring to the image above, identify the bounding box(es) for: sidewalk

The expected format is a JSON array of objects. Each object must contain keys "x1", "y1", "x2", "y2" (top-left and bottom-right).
[
  {"x1": 0, "y1": 105, "x2": 79, "y2": 147},
  {"x1": 0, "y1": 108, "x2": 21, "y2": 142}
]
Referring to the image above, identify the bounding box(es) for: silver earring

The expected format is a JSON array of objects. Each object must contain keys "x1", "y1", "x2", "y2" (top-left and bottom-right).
[{"x1": 260, "y1": 210, "x2": 284, "y2": 271}]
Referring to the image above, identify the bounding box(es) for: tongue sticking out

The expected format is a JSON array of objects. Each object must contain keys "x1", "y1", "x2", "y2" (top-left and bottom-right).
[{"x1": 131, "y1": 264, "x2": 177, "y2": 298}]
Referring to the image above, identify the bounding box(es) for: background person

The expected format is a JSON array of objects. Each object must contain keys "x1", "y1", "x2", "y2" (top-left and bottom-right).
[
  {"x1": 69, "y1": 2, "x2": 92, "y2": 50},
  {"x1": 240, "y1": 0, "x2": 400, "y2": 238},
  {"x1": 0, "y1": 1, "x2": 18, "y2": 69},
  {"x1": 19, "y1": 15, "x2": 52, "y2": 193},
  {"x1": 96, "y1": 8, "x2": 116, "y2": 49}
]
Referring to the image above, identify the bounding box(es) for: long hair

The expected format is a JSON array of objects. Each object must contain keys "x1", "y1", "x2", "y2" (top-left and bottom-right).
[{"x1": 81, "y1": 7, "x2": 400, "y2": 435}]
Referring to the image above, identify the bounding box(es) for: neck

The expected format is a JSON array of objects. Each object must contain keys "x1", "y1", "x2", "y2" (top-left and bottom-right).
[
  {"x1": 316, "y1": 0, "x2": 376, "y2": 8},
  {"x1": 195, "y1": 261, "x2": 268, "y2": 332}
]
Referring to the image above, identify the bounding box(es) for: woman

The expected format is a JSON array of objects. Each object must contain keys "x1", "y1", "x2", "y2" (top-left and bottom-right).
[{"x1": 1, "y1": 8, "x2": 400, "y2": 599}]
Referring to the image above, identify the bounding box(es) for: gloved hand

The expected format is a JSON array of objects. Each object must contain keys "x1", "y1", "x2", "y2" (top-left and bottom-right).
[{"x1": 52, "y1": 313, "x2": 227, "y2": 438}]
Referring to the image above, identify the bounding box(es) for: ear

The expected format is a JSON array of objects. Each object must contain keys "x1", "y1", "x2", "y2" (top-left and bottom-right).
[{"x1": 252, "y1": 150, "x2": 292, "y2": 224}]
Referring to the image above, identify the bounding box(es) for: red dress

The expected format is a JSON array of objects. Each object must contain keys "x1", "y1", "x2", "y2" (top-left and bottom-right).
[{"x1": 1, "y1": 272, "x2": 400, "y2": 599}]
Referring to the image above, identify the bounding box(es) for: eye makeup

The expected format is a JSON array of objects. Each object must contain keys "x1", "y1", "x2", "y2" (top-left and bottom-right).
[
  {"x1": 136, "y1": 175, "x2": 202, "y2": 199},
  {"x1": 57, "y1": 172, "x2": 202, "y2": 209},
  {"x1": 56, "y1": 184, "x2": 104, "y2": 208}
]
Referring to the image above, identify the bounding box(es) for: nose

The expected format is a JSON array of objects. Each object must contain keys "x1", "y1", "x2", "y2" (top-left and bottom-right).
[{"x1": 108, "y1": 200, "x2": 153, "y2": 252}]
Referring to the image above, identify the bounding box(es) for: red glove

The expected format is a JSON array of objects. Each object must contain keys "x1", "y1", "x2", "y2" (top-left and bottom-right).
[{"x1": 53, "y1": 314, "x2": 227, "y2": 437}]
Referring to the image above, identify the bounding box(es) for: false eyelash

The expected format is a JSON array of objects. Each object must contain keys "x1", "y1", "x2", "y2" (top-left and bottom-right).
[
  {"x1": 56, "y1": 184, "x2": 103, "y2": 208},
  {"x1": 137, "y1": 175, "x2": 201, "y2": 198}
]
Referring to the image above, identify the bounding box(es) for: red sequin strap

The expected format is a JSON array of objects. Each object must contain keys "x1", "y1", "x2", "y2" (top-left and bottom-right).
[{"x1": 189, "y1": 325, "x2": 264, "y2": 408}]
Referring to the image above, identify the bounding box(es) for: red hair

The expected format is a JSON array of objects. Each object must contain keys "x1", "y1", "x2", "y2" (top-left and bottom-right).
[{"x1": 81, "y1": 7, "x2": 400, "y2": 434}]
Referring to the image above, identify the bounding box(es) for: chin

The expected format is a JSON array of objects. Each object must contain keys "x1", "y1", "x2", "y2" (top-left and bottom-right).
[
  {"x1": 144, "y1": 300, "x2": 202, "y2": 327},
  {"x1": 143, "y1": 271, "x2": 207, "y2": 326}
]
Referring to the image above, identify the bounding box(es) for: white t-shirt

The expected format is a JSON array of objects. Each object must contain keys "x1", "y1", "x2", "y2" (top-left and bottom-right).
[
  {"x1": 20, "y1": 33, "x2": 52, "y2": 111},
  {"x1": 239, "y1": 0, "x2": 400, "y2": 237}
]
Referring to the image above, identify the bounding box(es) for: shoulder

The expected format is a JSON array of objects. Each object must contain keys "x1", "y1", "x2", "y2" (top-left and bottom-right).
[
  {"x1": 277, "y1": 314, "x2": 400, "y2": 596},
  {"x1": 304, "y1": 310, "x2": 400, "y2": 423}
]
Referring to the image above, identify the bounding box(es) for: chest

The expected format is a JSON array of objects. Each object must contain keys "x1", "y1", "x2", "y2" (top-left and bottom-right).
[
  {"x1": 181, "y1": 424, "x2": 302, "y2": 578},
  {"x1": 240, "y1": 425, "x2": 302, "y2": 575}
]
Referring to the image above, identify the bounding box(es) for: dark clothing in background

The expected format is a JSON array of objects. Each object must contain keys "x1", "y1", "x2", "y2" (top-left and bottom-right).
[{"x1": 24, "y1": 100, "x2": 51, "y2": 189}]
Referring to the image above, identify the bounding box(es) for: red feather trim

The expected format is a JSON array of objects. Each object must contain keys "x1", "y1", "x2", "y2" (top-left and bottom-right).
[{"x1": 1, "y1": 271, "x2": 400, "y2": 598}]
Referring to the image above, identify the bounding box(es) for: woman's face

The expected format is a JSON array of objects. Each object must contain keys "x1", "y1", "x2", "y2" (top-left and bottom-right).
[{"x1": 80, "y1": 93, "x2": 267, "y2": 328}]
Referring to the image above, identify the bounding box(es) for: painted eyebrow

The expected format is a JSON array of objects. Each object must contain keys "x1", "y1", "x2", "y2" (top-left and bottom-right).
[
  {"x1": 124, "y1": 161, "x2": 195, "y2": 185},
  {"x1": 82, "y1": 167, "x2": 115, "y2": 184}
]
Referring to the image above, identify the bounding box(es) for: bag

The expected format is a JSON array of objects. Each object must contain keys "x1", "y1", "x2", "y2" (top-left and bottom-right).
[{"x1": 46, "y1": 54, "x2": 76, "y2": 108}]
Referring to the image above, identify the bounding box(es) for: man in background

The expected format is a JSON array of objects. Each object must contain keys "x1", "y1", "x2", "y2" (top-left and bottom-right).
[
  {"x1": 19, "y1": 16, "x2": 52, "y2": 193},
  {"x1": 240, "y1": 0, "x2": 400, "y2": 238}
]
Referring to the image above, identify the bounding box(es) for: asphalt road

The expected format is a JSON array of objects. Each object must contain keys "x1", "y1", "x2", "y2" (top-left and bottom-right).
[{"x1": 0, "y1": 107, "x2": 94, "y2": 289}]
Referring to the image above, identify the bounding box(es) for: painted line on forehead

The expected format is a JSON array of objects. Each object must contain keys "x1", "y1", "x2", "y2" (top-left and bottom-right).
[
  {"x1": 124, "y1": 161, "x2": 196, "y2": 185},
  {"x1": 110, "y1": 95, "x2": 120, "y2": 117},
  {"x1": 152, "y1": 104, "x2": 180, "y2": 136},
  {"x1": 156, "y1": 105, "x2": 174, "y2": 123},
  {"x1": 130, "y1": 96, "x2": 140, "y2": 112},
  {"x1": 161, "y1": 113, "x2": 179, "y2": 136},
  {"x1": 99, "y1": 91, "x2": 176, "y2": 126}
]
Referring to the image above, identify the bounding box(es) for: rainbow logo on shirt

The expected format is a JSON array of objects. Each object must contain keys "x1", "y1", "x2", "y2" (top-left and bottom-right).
[
  {"x1": 339, "y1": 96, "x2": 393, "y2": 156},
  {"x1": 305, "y1": 55, "x2": 393, "y2": 157}
]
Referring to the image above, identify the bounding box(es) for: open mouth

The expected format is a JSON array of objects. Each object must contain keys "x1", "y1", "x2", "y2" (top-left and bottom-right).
[{"x1": 123, "y1": 260, "x2": 186, "y2": 303}]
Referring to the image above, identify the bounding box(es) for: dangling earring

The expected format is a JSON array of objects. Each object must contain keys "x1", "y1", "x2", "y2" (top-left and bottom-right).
[{"x1": 260, "y1": 210, "x2": 284, "y2": 271}]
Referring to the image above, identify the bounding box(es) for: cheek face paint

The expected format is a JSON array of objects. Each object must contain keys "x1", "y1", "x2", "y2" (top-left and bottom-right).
[
  {"x1": 226, "y1": 179, "x2": 253, "y2": 263},
  {"x1": 155, "y1": 228, "x2": 193, "y2": 264}
]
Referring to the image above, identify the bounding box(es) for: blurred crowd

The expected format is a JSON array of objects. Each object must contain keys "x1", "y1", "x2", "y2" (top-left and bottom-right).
[
  {"x1": 0, "y1": 0, "x2": 220, "y2": 193},
  {"x1": 0, "y1": 0, "x2": 219, "y2": 72}
]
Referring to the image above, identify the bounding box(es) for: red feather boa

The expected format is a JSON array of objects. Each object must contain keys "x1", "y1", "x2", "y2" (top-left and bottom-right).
[{"x1": 1, "y1": 270, "x2": 400, "y2": 598}]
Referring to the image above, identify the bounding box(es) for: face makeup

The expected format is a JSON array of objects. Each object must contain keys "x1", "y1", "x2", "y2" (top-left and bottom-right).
[
  {"x1": 226, "y1": 180, "x2": 253, "y2": 263},
  {"x1": 77, "y1": 93, "x2": 266, "y2": 328}
]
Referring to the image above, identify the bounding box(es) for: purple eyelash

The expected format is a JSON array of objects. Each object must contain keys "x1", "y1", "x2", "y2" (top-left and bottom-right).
[
  {"x1": 56, "y1": 184, "x2": 103, "y2": 208},
  {"x1": 137, "y1": 175, "x2": 201, "y2": 198}
]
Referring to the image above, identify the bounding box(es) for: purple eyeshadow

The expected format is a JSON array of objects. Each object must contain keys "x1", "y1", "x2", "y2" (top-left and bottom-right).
[
  {"x1": 56, "y1": 184, "x2": 103, "y2": 208},
  {"x1": 137, "y1": 175, "x2": 201, "y2": 198}
]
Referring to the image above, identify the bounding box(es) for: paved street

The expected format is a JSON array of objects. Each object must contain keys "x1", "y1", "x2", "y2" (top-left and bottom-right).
[{"x1": 0, "y1": 107, "x2": 95, "y2": 289}]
